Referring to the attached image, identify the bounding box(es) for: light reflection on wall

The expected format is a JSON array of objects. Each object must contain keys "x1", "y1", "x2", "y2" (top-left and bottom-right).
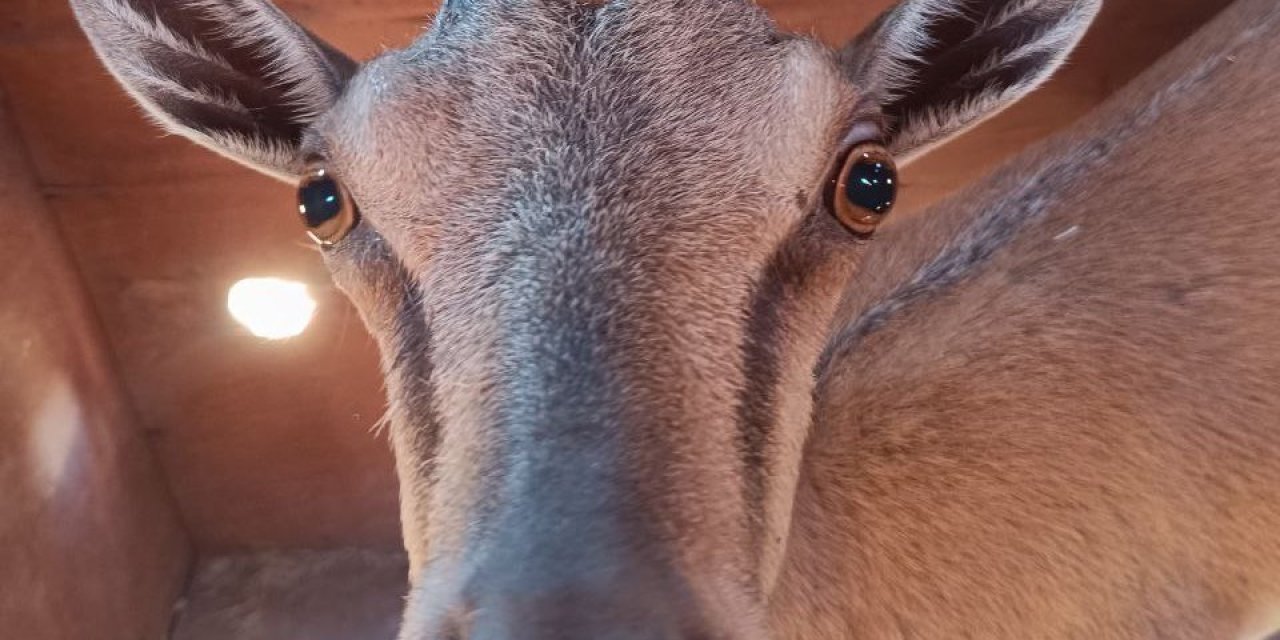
[{"x1": 29, "y1": 378, "x2": 88, "y2": 501}]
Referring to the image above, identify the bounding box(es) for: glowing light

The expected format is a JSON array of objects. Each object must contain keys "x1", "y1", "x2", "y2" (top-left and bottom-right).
[{"x1": 227, "y1": 277, "x2": 317, "y2": 340}]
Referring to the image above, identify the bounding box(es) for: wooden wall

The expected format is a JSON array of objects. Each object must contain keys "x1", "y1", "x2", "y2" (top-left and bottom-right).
[
  {"x1": 0, "y1": 0, "x2": 1234, "y2": 552},
  {"x1": 1, "y1": 1, "x2": 407, "y2": 551},
  {"x1": 0, "y1": 91, "x2": 190, "y2": 639}
]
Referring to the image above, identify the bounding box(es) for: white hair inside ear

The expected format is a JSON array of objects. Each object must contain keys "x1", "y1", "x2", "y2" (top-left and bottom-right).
[
  {"x1": 69, "y1": 0, "x2": 357, "y2": 180},
  {"x1": 840, "y1": 0, "x2": 1102, "y2": 160}
]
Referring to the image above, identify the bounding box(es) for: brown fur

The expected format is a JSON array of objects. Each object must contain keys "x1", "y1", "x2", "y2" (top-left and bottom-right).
[{"x1": 780, "y1": 2, "x2": 1280, "y2": 636}]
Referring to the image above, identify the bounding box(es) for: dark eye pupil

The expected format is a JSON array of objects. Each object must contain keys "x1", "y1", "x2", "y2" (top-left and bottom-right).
[
  {"x1": 844, "y1": 157, "x2": 897, "y2": 214},
  {"x1": 298, "y1": 175, "x2": 344, "y2": 228}
]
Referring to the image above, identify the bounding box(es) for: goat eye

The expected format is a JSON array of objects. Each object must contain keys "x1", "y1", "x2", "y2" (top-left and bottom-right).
[
  {"x1": 833, "y1": 144, "x2": 897, "y2": 235},
  {"x1": 297, "y1": 168, "x2": 359, "y2": 246}
]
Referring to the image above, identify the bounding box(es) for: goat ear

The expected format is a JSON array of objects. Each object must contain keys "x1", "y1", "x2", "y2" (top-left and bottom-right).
[
  {"x1": 840, "y1": 0, "x2": 1100, "y2": 161},
  {"x1": 70, "y1": 0, "x2": 357, "y2": 181}
]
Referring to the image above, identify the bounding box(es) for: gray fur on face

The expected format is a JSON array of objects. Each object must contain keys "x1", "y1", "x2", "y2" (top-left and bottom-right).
[{"x1": 318, "y1": 6, "x2": 855, "y2": 633}]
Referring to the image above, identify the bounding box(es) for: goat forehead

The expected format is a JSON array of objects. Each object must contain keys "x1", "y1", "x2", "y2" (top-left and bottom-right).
[
  {"x1": 336, "y1": 0, "x2": 811, "y2": 152},
  {"x1": 414, "y1": 0, "x2": 781, "y2": 62},
  {"x1": 322, "y1": 0, "x2": 846, "y2": 266}
]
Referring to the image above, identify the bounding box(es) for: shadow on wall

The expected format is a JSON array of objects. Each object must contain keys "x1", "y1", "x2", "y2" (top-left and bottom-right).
[{"x1": 172, "y1": 550, "x2": 409, "y2": 640}]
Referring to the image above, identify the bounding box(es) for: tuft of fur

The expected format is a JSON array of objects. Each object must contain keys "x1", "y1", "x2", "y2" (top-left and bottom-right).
[{"x1": 186, "y1": 0, "x2": 346, "y2": 120}]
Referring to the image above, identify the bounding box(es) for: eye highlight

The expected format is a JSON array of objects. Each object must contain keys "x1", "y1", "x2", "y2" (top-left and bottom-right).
[
  {"x1": 832, "y1": 144, "x2": 898, "y2": 235},
  {"x1": 297, "y1": 168, "x2": 359, "y2": 246}
]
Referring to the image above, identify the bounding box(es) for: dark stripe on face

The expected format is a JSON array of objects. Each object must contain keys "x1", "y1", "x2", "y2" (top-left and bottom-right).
[
  {"x1": 390, "y1": 279, "x2": 443, "y2": 493},
  {"x1": 734, "y1": 246, "x2": 792, "y2": 571}
]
